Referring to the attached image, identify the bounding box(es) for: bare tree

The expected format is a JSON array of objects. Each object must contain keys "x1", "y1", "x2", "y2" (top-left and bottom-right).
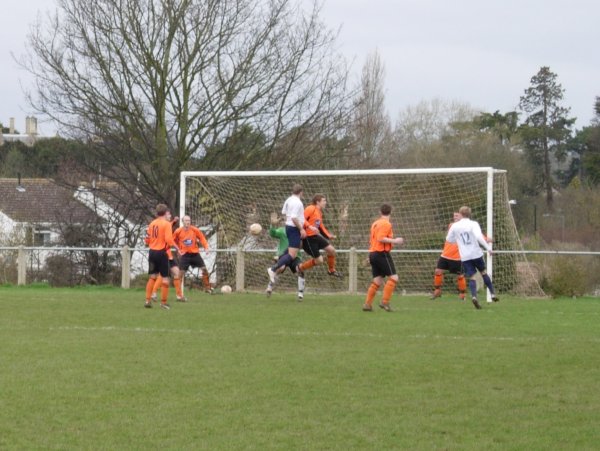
[
  {"x1": 350, "y1": 50, "x2": 392, "y2": 166},
  {"x1": 391, "y1": 99, "x2": 475, "y2": 166},
  {"x1": 20, "y1": 0, "x2": 350, "y2": 209}
]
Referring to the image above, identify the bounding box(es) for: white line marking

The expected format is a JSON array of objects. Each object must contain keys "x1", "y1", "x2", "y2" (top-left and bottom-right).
[{"x1": 48, "y1": 326, "x2": 600, "y2": 343}]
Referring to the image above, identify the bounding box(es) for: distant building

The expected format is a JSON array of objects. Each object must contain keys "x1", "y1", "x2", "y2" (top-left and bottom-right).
[
  {"x1": 0, "y1": 178, "x2": 150, "y2": 277},
  {"x1": 0, "y1": 116, "x2": 42, "y2": 146},
  {"x1": 0, "y1": 178, "x2": 96, "y2": 245}
]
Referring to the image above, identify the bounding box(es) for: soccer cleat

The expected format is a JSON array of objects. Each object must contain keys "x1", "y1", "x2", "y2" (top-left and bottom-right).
[
  {"x1": 327, "y1": 270, "x2": 343, "y2": 278},
  {"x1": 267, "y1": 267, "x2": 277, "y2": 284},
  {"x1": 430, "y1": 288, "x2": 441, "y2": 300},
  {"x1": 362, "y1": 303, "x2": 373, "y2": 312},
  {"x1": 150, "y1": 293, "x2": 158, "y2": 302},
  {"x1": 297, "y1": 291, "x2": 304, "y2": 301},
  {"x1": 204, "y1": 287, "x2": 214, "y2": 295},
  {"x1": 472, "y1": 297, "x2": 482, "y2": 309},
  {"x1": 144, "y1": 301, "x2": 152, "y2": 308},
  {"x1": 160, "y1": 303, "x2": 171, "y2": 310},
  {"x1": 378, "y1": 302, "x2": 392, "y2": 312},
  {"x1": 176, "y1": 296, "x2": 187, "y2": 302},
  {"x1": 492, "y1": 295, "x2": 500, "y2": 302}
]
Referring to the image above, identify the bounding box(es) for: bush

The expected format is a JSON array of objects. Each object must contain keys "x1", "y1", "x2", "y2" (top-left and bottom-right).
[
  {"x1": 0, "y1": 256, "x2": 18, "y2": 284},
  {"x1": 45, "y1": 255, "x2": 75, "y2": 287},
  {"x1": 538, "y1": 242, "x2": 600, "y2": 297}
]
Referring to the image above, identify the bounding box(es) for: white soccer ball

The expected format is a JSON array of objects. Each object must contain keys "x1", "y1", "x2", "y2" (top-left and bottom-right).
[
  {"x1": 249, "y1": 223, "x2": 262, "y2": 235},
  {"x1": 220, "y1": 285, "x2": 232, "y2": 294}
]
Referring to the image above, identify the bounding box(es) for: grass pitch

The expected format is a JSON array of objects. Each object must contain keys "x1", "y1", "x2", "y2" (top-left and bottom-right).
[{"x1": 1, "y1": 285, "x2": 599, "y2": 450}]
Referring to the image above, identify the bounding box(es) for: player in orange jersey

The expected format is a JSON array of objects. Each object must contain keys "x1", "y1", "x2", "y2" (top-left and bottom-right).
[
  {"x1": 431, "y1": 212, "x2": 467, "y2": 300},
  {"x1": 296, "y1": 194, "x2": 342, "y2": 278},
  {"x1": 144, "y1": 204, "x2": 180, "y2": 309},
  {"x1": 150, "y1": 211, "x2": 184, "y2": 301},
  {"x1": 363, "y1": 204, "x2": 404, "y2": 312},
  {"x1": 173, "y1": 215, "x2": 212, "y2": 296}
]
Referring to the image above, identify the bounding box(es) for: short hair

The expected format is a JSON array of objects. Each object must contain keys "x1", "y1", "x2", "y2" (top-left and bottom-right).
[
  {"x1": 380, "y1": 203, "x2": 392, "y2": 215},
  {"x1": 155, "y1": 203, "x2": 169, "y2": 216},
  {"x1": 292, "y1": 184, "x2": 303, "y2": 195},
  {"x1": 459, "y1": 206, "x2": 471, "y2": 218},
  {"x1": 312, "y1": 194, "x2": 326, "y2": 204}
]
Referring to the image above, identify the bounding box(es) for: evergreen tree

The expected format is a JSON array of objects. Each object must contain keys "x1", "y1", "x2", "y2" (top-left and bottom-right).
[
  {"x1": 581, "y1": 97, "x2": 600, "y2": 185},
  {"x1": 518, "y1": 66, "x2": 575, "y2": 209}
]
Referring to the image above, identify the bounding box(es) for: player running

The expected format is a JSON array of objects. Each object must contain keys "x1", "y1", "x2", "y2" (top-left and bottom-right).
[
  {"x1": 150, "y1": 211, "x2": 184, "y2": 302},
  {"x1": 446, "y1": 206, "x2": 499, "y2": 309},
  {"x1": 265, "y1": 212, "x2": 306, "y2": 300},
  {"x1": 431, "y1": 212, "x2": 467, "y2": 301},
  {"x1": 296, "y1": 194, "x2": 343, "y2": 278},
  {"x1": 144, "y1": 204, "x2": 180, "y2": 309},
  {"x1": 173, "y1": 215, "x2": 213, "y2": 297},
  {"x1": 363, "y1": 204, "x2": 405, "y2": 312},
  {"x1": 267, "y1": 184, "x2": 306, "y2": 284}
]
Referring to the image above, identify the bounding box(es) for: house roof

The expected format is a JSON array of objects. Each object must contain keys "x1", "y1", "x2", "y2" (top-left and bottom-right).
[
  {"x1": 75, "y1": 180, "x2": 155, "y2": 224},
  {"x1": 0, "y1": 178, "x2": 97, "y2": 224}
]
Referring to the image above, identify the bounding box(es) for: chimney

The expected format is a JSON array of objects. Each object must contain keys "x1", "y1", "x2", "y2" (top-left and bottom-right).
[
  {"x1": 9, "y1": 117, "x2": 15, "y2": 134},
  {"x1": 25, "y1": 116, "x2": 38, "y2": 135}
]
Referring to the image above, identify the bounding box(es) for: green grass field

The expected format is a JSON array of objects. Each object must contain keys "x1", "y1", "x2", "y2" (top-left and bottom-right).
[{"x1": 1, "y1": 286, "x2": 599, "y2": 450}]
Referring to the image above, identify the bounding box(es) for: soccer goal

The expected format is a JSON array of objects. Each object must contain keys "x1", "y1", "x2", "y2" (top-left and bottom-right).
[{"x1": 180, "y1": 168, "x2": 544, "y2": 298}]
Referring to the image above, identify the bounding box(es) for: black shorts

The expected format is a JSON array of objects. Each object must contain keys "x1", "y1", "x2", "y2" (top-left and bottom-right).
[
  {"x1": 148, "y1": 249, "x2": 169, "y2": 277},
  {"x1": 302, "y1": 235, "x2": 330, "y2": 258},
  {"x1": 436, "y1": 256, "x2": 462, "y2": 274},
  {"x1": 462, "y1": 257, "x2": 486, "y2": 278},
  {"x1": 286, "y1": 226, "x2": 302, "y2": 249},
  {"x1": 179, "y1": 253, "x2": 206, "y2": 271},
  {"x1": 369, "y1": 251, "x2": 397, "y2": 278}
]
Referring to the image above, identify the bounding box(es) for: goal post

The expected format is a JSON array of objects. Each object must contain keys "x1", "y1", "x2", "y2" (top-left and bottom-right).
[{"x1": 180, "y1": 168, "x2": 544, "y2": 297}]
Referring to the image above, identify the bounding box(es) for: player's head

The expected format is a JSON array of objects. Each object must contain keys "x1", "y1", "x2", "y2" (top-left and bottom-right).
[
  {"x1": 312, "y1": 194, "x2": 326, "y2": 208},
  {"x1": 156, "y1": 203, "x2": 168, "y2": 217},
  {"x1": 183, "y1": 215, "x2": 191, "y2": 227},
  {"x1": 459, "y1": 206, "x2": 471, "y2": 218},
  {"x1": 380, "y1": 203, "x2": 392, "y2": 216},
  {"x1": 453, "y1": 211, "x2": 462, "y2": 222},
  {"x1": 292, "y1": 184, "x2": 303, "y2": 196}
]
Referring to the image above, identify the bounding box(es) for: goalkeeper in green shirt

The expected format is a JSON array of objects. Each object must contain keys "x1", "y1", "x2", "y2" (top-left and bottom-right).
[{"x1": 266, "y1": 212, "x2": 306, "y2": 300}]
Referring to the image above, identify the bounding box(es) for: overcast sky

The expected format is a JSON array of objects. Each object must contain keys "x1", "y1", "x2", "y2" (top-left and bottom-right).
[{"x1": 1, "y1": 0, "x2": 598, "y2": 136}]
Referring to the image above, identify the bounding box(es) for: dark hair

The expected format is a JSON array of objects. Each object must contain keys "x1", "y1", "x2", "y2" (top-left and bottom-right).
[
  {"x1": 312, "y1": 194, "x2": 326, "y2": 204},
  {"x1": 380, "y1": 204, "x2": 392, "y2": 215},
  {"x1": 156, "y1": 203, "x2": 169, "y2": 216},
  {"x1": 292, "y1": 184, "x2": 303, "y2": 195}
]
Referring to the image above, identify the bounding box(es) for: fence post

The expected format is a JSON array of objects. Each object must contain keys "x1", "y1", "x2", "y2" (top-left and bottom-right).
[
  {"x1": 17, "y1": 245, "x2": 27, "y2": 286},
  {"x1": 121, "y1": 245, "x2": 131, "y2": 289},
  {"x1": 348, "y1": 246, "x2": 357, "y2": 294},
  {"x1": 235, "y1": 247, "x2": 245, "y2": 292}
]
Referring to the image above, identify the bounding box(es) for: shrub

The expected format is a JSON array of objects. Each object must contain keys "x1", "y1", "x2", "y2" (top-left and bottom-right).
[
  {"x1": 45, "y1": 255, "x2": 75, "y2": 287},
  {"x1": 538, "y1": 242, "x2": 600, "y2": 297}
]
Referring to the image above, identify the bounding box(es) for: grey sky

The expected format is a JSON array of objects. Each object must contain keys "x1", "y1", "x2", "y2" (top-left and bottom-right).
[{"x1": 1, "y1": 0, "x2": 598, "y2": 136}]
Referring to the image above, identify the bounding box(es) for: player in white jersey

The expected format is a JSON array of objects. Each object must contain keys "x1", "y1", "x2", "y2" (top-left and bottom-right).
[
  {"x1": 446, "y1": 206, "x2": 499, "y2": 309},
  {"x1": 267, "y1": 183, "x2": 306, "y2": 284}
]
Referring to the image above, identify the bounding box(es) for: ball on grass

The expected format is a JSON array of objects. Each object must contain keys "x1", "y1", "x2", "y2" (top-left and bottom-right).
[
  {"x1": 249, "y1": 223, "x2": 262, "y2": 235},
  {"x1": 221, "y1": 285, "x2": 232, "y2": 294}
]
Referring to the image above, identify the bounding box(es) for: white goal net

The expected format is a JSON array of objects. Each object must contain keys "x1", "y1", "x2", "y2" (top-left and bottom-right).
[{"x1": 180, "y1": 169, "x2": 544, "y2": 297}]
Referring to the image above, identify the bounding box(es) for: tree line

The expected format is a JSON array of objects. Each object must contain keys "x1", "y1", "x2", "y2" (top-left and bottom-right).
[{"x1": 2, "y1": 0, "x2": 599, "y2": 252}]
